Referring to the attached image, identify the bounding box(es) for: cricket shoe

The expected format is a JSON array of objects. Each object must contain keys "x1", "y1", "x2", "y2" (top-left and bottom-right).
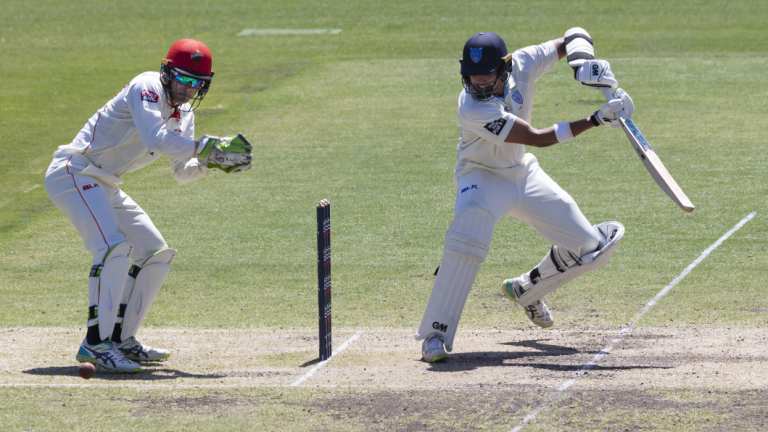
[
  {"x1": 421, "y1": 334, "x2": 448, "y2": 363},
  {"x1": 502, "y1": 278, "x2": 554, "y2": 328},
  {"x1": 117, "y1": 337, "x2": 170, "y2": 363},
  {"x1": 76, "y1": 340, "x2": 142, "y2": 373}
]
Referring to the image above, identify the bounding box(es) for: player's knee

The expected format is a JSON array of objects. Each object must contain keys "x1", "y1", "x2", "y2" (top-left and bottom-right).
[
  {"x1": 142, "y1": 248, "x2": 176, "y2": 267},
  {"x1": 130, "y1": 239, "x2": 171, "y2": 265},
  {"x1": 594, "y1": 221, "x2": 624, "y2": 253},
  {"x1": 92, "y1": 239, "x2": 132, "y2": 264},
  {"x1": 577, "y1": 220, "x2": 625, "y2": 266},
  {"x1": 444, "y1": 207, "x2": 496, "y2": 260},
  {"x1": 575, "y1": 235, "x2": 601, "y2": 256}
]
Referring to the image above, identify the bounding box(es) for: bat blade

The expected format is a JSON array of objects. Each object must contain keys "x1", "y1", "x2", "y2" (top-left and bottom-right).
[{"x1": 619, "y1": 117, "x2": 695, "y2": 212}]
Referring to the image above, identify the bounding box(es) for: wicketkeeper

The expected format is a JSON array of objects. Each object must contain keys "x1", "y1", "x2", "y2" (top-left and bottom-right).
[
  {"x1": 44, "y1": 39, "x2": 252, "y2": 373},
  {"x1": 417, "y1": 29, "x2": 634, "y2": 362}
]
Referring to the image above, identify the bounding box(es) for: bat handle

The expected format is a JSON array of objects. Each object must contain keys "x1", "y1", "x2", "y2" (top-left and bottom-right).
[{"x1": 599, "y1": 87, "x2": 628, "y2": 121}]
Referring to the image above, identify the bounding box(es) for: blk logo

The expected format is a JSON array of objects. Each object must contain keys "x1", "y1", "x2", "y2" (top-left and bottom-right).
[
  {"x1": 81, "y1": 183, "x2": 99, "y2": 191},
  {"x1": 432, "y1": 321, "x2": 448, "y2": 332},
  {"x1": 460, "y1": 184, "x2": 479, "y2": 194}
]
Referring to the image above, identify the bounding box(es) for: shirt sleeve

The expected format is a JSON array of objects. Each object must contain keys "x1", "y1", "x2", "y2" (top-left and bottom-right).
[
  {"x1": 127, "y1": 81, "x2": 198, "y2": 160},
  {"x1": 512, "y1": 40, "x2": 560, "y2": 83},
  {"x1": 459, "y1": 100, "x2": 517, "y2": 146}
]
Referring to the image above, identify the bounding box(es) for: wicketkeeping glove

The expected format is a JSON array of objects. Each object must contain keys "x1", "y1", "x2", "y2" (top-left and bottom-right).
[{"x1": 197, "y1": 134, "x2": 253, "y2": 173}]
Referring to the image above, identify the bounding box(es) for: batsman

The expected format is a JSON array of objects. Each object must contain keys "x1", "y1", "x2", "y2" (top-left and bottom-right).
[
  {"x1": 417, "y1": 29, "x2": 634, "y2": 362},
  {"x1": 44, "y1": 39, "x2": 253, "y2": 373}
]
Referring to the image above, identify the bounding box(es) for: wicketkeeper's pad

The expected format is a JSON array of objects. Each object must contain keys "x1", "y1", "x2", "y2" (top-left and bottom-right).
[
  {"x1": 88, "y1": 242, "x2": 132, "y2": 340},
  {"x1": 119, "y1": 248, "x2": 176, "y2": 340}
]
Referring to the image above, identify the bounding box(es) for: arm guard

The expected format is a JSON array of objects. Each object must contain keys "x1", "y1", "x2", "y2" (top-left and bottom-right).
[{"x1": 564, "y1": 27, "x2": 595, "y2": 68}]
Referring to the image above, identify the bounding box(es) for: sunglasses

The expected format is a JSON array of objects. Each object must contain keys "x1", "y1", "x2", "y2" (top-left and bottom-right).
[{"x1": 172, "y1": 71, "x2": 207, "y2": 89}]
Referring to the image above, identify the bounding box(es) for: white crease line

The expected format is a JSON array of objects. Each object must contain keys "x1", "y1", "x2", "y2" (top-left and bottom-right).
[
  {"x1": 0, "y1": 382, "x2": 270, "y2": 390},
  {"x1": 238, "y1": 28, "x2": 342, "y2": 37},
  {"x1": 0, "y1": 331, "x2": 365, "y2": 391},
  {"x1": 289, "y1": 330, "x2": 363, "y2": 387},
  {"x1": 510, "y1": 211, "x2": 757, "y2": 432}
]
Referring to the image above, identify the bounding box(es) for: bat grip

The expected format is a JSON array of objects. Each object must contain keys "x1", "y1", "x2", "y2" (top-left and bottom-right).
[
  {"x1": 599, "y1": 87, "x2": 627, "y2": 121},
  {"x1": 600, "y1": 87, "x2": 615, "y2": 101}
]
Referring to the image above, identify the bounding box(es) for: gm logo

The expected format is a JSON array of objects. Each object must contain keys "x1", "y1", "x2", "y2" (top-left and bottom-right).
[{"x1": 432, "y1": 321, "x2": 448, "y2": 332}]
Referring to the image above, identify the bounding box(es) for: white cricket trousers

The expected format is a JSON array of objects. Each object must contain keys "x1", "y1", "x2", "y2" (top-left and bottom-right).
[
  {"x1": 456, "y1": 156, "x2": 600, "y2": 255},
  {"x1": 416, "y1": 156, "x2": 602, "y2": 347},
  {"x1": 44, "y1": 154, "x2": 167, "y2": 264}
]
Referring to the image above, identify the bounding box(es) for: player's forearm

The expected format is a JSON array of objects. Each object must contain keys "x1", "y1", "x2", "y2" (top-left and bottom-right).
[
  {"x1": 527, "y1": 120, "x2": 595, "y2": 147},
  {"x1": 571, "y1": 116, "x2": 600, "y2": 137},
  {"x1": 506, "y1": 116, "x2": 599, "y2": 148}
]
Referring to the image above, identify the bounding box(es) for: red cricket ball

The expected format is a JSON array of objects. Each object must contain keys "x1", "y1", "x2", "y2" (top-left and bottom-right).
[{"x1": 78, "y1": 363, "x2": 96, "y2": 379}]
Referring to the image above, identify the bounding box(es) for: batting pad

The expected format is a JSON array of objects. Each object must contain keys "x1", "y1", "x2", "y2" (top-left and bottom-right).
[
  {"x1": 417, "y1": 251, "x2": 481, "y2": 351},
  {"x1": 120, "y1": 248, "x2": 176, "y2": 339},
  {"x1": 89, "y1": 242, "x2": 132, "y2": 341},
  {"x1": 514, "y1": 221, "x2": 624, "y2": 306},
  {"x1": 416, "y1": 207, "x2": 495, "y2": 351}
]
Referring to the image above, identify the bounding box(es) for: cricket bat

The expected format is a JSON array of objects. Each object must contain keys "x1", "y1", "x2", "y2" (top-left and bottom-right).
[{"x1": 602, "y1": 88, "x2": 695, "y2": 213}]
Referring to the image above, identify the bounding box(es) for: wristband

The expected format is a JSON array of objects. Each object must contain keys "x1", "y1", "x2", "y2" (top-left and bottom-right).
[
  {"x1": 589, "y1": 111, "x2": 601, "y2": 127},
  {"x1": 553, "y1": 121, "x2": 574, "y2": 143}
]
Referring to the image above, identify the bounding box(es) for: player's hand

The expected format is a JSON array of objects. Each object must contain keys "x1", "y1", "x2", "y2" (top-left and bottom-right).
[
  {"x1": 198, "y1": 134, "x2": 253, "y2": 173},
  {"x1": 574, "y1": 59, "x2": 618, "y2": 89},
  {"x1": 591, "y1": 88, "x2": 634, "y2": 127}
]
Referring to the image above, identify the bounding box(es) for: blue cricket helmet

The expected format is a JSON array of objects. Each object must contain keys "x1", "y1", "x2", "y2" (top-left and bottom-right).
[{"x1": 460, "y1": 32, "x2": 509, "y2": 76}]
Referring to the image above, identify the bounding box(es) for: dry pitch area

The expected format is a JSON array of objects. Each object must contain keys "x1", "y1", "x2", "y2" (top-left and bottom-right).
[{"x1": 2, "y1": 326, "x2": 766, "y2": 431}]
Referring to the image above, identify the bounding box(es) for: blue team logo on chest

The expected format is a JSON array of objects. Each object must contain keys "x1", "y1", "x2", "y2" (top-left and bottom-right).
[
  {"x1": 511, "y1": 89, "x2": 523, "y2": 105},
  {"x1": 469, "y1": 47, "x2": 483, "y2": 63}
]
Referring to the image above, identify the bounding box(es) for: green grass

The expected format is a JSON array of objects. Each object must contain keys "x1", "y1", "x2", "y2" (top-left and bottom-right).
[
  {"x1": 0, "y1": 387, "x2": 342, "y2": 432},
  {"x1": 3, "y1": 1, "x2": 768, "y2": 329},
  {"x1": 1, "y1": 0, "x2": 767, "y2": 430}
]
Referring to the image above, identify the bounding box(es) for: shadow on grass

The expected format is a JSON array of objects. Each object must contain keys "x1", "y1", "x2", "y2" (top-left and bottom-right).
[
  {"x1": 23, "y1": 365, "x2": 226, "y2": 381},
  {"x1": 426, "y1": 338, "x2": 673, "y2": 372}
]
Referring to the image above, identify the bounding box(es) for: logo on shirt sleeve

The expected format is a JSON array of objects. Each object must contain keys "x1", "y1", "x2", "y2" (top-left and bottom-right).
[
  {"x1": 140, "y1": 89, "x2": 159, "y2": 103},
  {"x1": 511, "y1": 90, "x2": 524, "y2": 105},
  {"x1": 484, "y1": 117, "x2": 507, "y2": 135}
]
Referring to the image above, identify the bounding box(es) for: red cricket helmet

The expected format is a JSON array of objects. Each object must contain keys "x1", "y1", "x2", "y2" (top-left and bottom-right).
[
  {"x1": 160, "y1": 38, "x2": 214, "y2": 110},
  {"x1": 163, "y1": 38, "x2": 213, "y2": 78}
]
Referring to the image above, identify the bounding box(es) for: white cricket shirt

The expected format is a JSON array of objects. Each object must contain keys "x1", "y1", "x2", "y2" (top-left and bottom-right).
[
  {"x1": 455, "y1": 40, "x2": 559, "y2": 179},
  {"x1": 52, "y1": 71, "x2": 205, "y2": 183}
]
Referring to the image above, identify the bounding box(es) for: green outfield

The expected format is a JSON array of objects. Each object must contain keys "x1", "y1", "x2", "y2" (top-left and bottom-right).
[{"x1": 1, "y1": 1, "x2": 767, "y2": 431}]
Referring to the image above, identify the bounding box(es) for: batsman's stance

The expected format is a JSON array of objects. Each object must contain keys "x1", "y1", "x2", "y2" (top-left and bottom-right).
[
  {"x1": 44, "y1": 39, "x2": 252, "y2": 373},
  {"x1": 417, "y1": 29, "x2": 634, "y2": 362}
]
